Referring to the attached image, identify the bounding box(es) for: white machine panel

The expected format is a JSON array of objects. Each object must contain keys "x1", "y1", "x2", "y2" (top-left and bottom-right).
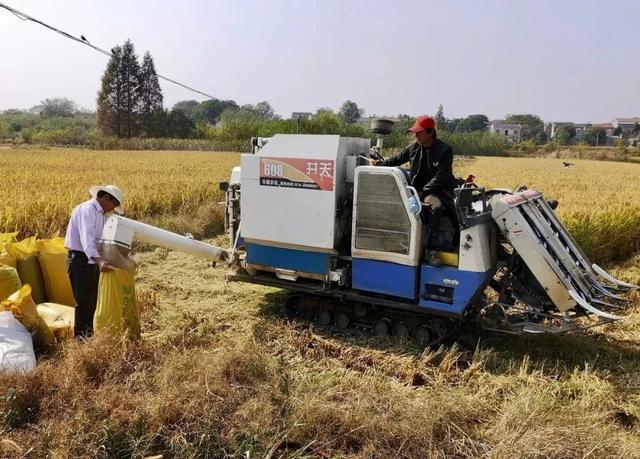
[
  {"x1": 351, "y1": 166, "x2": 422, "y2": 266},
  {"x1": 241, "y1": 134, "x2": 369, "y2": 251},
  {"x1": 492, "y1": 191, "x2": 576, "y2": 311},
  {"x1": 459, "y1": 222, "x2": 496, "y2": 273}
]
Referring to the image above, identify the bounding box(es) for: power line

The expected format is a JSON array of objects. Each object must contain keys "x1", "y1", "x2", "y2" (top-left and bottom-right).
[{"x1": 0, "y1": 1, "x2": 217, "y2": 100}]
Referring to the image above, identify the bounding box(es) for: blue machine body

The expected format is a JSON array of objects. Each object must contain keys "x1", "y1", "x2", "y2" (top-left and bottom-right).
[
  {"x1": 352, "y1": 258, "x2": 417, "y2": 300},
  {"x1": 246, "y1": 243, "x2": 330, "y2": 274},
  {"x1": 351, "y1": 257, "x2": 493, "y2": 314},
  {"x1": 418, "y1": 265, "x2": 494, "y2": 314},
  {"x1": 245, "y1": 243, "x2": 493, "y2": 316}
]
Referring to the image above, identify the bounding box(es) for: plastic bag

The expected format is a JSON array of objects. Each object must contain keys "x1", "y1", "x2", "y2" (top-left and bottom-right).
[
  {"x1": 35, "y1": 238, "x2": 75, "y2": 306},
  {"x1": 2, "y1": 285, "x2": 55, "y2": 350},
  {"x1": 37, "y1": 303, "x2": 75, "y2": 341},
  {"x1": 0, "y1": 264, "x2": 22, "y2": 302},
  {"x1": 94, "y1": 268, "x2": 140, "y2": 339},
  {"x1": 0, "y1": 311, "x2": 36, "y2": 373}
]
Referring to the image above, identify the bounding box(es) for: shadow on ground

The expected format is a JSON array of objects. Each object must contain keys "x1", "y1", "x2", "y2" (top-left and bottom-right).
[{"x1": 254, "y1": 290, "x2": 640, "y2": 386}]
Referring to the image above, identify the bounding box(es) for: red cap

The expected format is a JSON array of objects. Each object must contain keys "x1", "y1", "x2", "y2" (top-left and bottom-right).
[{"x1": 407, "y1": 115, "x2": 436, "y2": 133}]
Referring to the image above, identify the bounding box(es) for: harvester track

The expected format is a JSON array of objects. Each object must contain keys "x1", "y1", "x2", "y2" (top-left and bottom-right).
[{"x1": 283, "y1": 293, "x2": 457, "y2": 347}]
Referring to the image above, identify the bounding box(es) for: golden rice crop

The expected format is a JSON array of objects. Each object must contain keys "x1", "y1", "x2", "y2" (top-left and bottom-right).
[
  {"x1": 0, "y1": 148, "x2": 239, "y2": 238},
  {"x1": 1, "y1": 149, "x2": 638, "y2": 263},
  {"x1": 455, "y1": 156, "x2": 640, "y2": 263}
]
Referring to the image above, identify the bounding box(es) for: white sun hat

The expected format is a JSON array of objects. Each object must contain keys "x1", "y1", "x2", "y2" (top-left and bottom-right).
[{"x1": 89, "y1": 184, "x2": 124, "y2": 214}]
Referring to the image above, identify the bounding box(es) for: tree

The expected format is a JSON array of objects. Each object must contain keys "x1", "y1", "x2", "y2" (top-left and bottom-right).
[
  {"x1": 173, "y1": 100, "x2": 201, "y2": 120},
  {"x1": 315, "y1": 107, "x2": 334, "y2": 115},
  {"x1": 97, "y1": 45, "x2": 124, "y2": 137},
  {"x1": 167, "y1": 109, "x2": 195, "y2": 138},
  {"x1": 138, "y1": 51, "x2": 163, "y2": 131},
  {"x1": 582, "y1": 128, "x2": 606, "y2": 146},
  {"x1": 0, "y1": 120, "x2": 10, "y2": 139},
  {"x1": 254, "y1": 101, "x2": 275, "y2": 119},
  {"x1": 339, "y1": 100, "x2": 364, "y2": 124},
  {"x1": 505, "y1": 114, "x2": 544, "y2": 142},
  {"x1": 555, "y1": 125, "x2": 576, "y2": 145},
  {"x1": 198, "y1": 99, "x2": 238, "y2": 124},
  {"x1": 119, "y1": 40, "x2": 142, "y2": 138},
  {"x1": 446, "y1": 118, "x2": 461, "y2": 132},
  {"x1": 97, "y1": 39, "x2": 142, "y2": 138},
  {"x1": 435, "y1": 104, "x2": 446, "y2": 131},
  {"x1": 37, "y1": 98, "x2": 77, "y2": 117},
  {"x1": 145, "y1": 109, "x2": 169, "y2": 138},
  {"x1": 454, "y1": 114, "x2": 489, "y2": 133}
]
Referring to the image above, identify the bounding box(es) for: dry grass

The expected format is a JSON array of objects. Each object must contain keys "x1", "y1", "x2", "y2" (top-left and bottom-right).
[
  {"x1": 0, "y1": 247, "x2": 639, "y2": 458},
  {"x1": 1, "y1": 149, "x2": 640, "y2": 457}
]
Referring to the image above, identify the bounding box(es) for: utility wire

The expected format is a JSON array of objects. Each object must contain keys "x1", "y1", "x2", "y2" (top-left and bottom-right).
[{"x1": 0, "y1": 1, "x2": 217, "y2": 99}]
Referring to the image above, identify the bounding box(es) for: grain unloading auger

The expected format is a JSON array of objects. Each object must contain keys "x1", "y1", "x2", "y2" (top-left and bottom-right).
[
  {"x1": 97, "y1": 119, "x2": 638, "y2": 345},
  {"x1": 97, "y1": 215, "x2": 231, "y2": 271}
]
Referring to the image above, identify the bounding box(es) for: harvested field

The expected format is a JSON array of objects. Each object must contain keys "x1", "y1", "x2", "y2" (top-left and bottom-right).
[{"x1": 0, "y1": 148, "x2": 639, "y2": 457}]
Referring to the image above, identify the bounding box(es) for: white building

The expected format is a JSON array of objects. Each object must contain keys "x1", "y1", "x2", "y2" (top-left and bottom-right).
[
  {"x1": 489, "y1": 120, "x2": 523, "y2": 141},
  {"x1": 612, "y1": 117, "x2": 640, "y2": 135}
]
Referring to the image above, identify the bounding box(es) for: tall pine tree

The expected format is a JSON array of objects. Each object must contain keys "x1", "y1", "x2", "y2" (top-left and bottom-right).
[
  {"x1": 435, "y1": 104, "x2": 446, "y2": 131},
  {"x1": 96, "y1": 39, "x2": 144, "y2": 138},
  {"x1": 97, "y1": 45, "x2": 123, "y2": 137},
  {"x1": 139, "y1": 51, "x2": 163, "y2": 133},
  {"x1": 120, "y1": 40, "x2": 141, "y2": 138}
]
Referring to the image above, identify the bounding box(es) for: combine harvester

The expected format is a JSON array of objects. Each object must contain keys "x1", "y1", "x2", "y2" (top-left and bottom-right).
[{"x1": 98, "y1": 120, "x2": 638, "y2": 345}]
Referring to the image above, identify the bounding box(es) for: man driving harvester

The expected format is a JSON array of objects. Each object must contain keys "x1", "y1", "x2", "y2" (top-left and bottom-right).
[{"x1": 374, "y1": 115, "x2": 457, "y2": 264}]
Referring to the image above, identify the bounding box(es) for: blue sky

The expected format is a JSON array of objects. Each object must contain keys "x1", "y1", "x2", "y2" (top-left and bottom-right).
[{"x1": 1, "y1": 0, "x2": 638, "y2": 122}]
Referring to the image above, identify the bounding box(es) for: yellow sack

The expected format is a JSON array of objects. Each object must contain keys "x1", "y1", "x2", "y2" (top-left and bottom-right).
[
  {"x1": 16, "y1": 258, "x2": 46, "y2": 305},
  {"x1": 9, "y1": 237, "x2": 46, "y2": 304},
  {"x1": 8, "y1": 237, "x2": 37, "y2": 260},
  {"x1": 35, "y1": 238, "x2": 75, "y2": 306},
  {"x1": 2, "y1": 285, "x2": 55, "y2": 350},
  {"x1": 37, "y1": 303, "x2": 75, "y2": 341},
  {"x1": 0, "y1": 232, "x2": 18, "y2": 243},
  {"x1": 0, "y1": 242, "x2": 16, "y2": 269},
  {"x1": 94, "y1": 268, "x2": 140, "y2": 339},
  {"x1": 0, "y1": 264, "x2": 22, "y2": 302}
]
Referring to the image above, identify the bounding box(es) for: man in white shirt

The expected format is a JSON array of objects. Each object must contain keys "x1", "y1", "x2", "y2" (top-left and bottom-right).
[{"x1": 64, "y1": 185, "x2": 124, "y2": 337}]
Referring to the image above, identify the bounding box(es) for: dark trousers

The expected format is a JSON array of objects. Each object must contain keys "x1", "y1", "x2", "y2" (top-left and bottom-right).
[{"x1": 67, "y1": 251, "x2": 100, "y2": 337}]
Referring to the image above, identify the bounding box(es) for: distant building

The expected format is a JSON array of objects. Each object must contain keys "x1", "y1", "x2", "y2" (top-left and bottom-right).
[
  {"x1": 592, "y1": 123, "x2": 615, "y2": 137},
  {"x1": 573, "y1": 123, "x2": 592, "y2": 141},
  {"x1": 612, "y1": 117, "x2": 640, "y2": 135},
  {"x1": 546, "y1": 121, "x2": 618, "y2": 146},
  {"x1": 489, "y1": 120, "x2": 522, "y2": 141},
  {"x1": 546, "y1": 122, "x2": 574, "y2": 140},
  {"x1": 291, "y1": 112, "x2": 312, "y2": 121}
]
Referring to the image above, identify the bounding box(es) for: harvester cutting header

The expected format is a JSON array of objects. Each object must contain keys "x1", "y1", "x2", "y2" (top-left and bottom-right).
[{"x1": 98, "y1": 118, "x2": 638, "y2": 345}]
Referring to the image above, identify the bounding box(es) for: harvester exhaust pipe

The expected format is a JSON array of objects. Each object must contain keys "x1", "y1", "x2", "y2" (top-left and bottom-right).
[{"x1": 98, "y1": 215, "x2": 230, "y2": 271}]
